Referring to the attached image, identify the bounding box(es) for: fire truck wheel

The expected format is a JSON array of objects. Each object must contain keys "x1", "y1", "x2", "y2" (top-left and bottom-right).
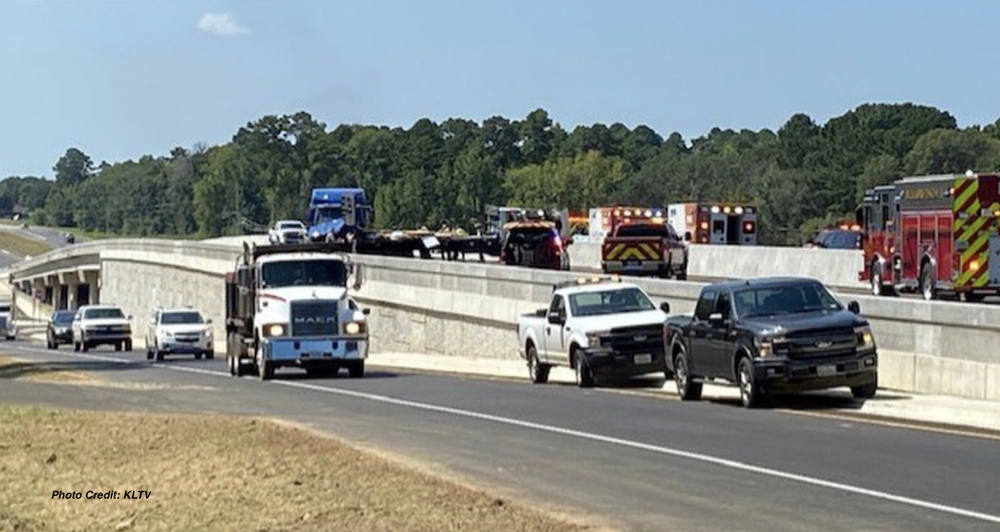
[
  {"x1": 871, "y1": 265, "x2": 883, "y2": 296},
  {"x1": 920, "y1": 265, "x2": 936, "y2": 301}
]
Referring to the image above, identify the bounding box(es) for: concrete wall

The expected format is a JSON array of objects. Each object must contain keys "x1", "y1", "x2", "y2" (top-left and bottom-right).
[
  {"x1": 567, "y1": 241, "x2": 868, "y2": 290},
  {"x1": 7, "y1": 239, "x2": 1000, "y2": 400}
]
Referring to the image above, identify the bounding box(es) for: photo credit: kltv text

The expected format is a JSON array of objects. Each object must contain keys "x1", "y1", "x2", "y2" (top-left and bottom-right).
[{"x1": 52, "y1": 490, "x2": 151, "y2": 500}]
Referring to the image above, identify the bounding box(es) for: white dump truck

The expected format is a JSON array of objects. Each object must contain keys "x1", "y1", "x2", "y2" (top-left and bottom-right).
[{"x1": 224, "y1": 242, "x2": 370, "y2": 380}]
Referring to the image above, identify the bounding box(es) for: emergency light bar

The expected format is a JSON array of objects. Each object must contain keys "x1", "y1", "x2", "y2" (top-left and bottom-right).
[{"x1": 552, "y1": 275, "x2": 622, "y2": 291}]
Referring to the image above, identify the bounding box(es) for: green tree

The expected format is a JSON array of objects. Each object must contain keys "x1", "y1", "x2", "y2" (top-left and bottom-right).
[{"x1": 53, "y1": 148, "x2": 93, "y2": 187}]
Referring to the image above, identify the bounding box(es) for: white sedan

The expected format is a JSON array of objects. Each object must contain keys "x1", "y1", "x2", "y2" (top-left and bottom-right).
[{"x1": 145, "y1": 308, "x2": 214, "y2": 361}]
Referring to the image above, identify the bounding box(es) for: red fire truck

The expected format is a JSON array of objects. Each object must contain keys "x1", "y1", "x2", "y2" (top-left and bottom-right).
[
  {"x1": 858, "y1": 172, "x2": 1000, "y2": 301},
  {"x1": 666, "y1": 203, "x2": 759, "y2": 245}
]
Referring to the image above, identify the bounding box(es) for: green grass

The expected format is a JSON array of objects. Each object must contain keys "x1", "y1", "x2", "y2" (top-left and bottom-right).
[{"x1": 0, "y1": 231, "x2": 53, "y2": 257}]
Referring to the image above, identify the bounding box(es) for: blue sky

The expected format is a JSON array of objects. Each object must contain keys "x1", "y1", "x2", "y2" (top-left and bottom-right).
[{"x1": 2, "y1": 0, "x2": 998, "y2": 177}]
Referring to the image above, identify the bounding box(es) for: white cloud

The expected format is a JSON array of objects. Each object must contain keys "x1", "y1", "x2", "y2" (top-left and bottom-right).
[{"x1": 197, "y1": 12, "x2": 250, "y2": 36}]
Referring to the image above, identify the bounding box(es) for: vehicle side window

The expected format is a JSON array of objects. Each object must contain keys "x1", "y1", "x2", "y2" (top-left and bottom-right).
[
  {"x1": 694, "y1": 290, "x2": 717, "y2": 321},
  {"x1": 549, "y1": 295, "x2": 566, "y2": 318},
  {"x1": 716, "y1": 292, "x2": 732, "y2": 319}
]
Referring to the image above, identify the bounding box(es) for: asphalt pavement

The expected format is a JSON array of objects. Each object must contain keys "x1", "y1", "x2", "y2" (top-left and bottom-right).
[{"x1": 2, "y1": 339, "x2": 999, "y2": 532}]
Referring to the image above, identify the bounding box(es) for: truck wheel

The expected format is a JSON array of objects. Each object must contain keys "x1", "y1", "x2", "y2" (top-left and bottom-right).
[
  {"x1": 145, "y1": 341, "x2": 153, "y2": 360},
  {"x1": 920, "y1": 265, "x2": 936, "y2": 301},
  {"x1": 257, "y1": 354, "x2": 273, "y2": 381},
  {"x1": 125, "y1": 339, "x2": 133, "y2": 352},
  {"x1": 204, "y1": 350, "x2": 214, "y2": 360},
  {"x1": 527, "y1": 345, "x2": 550, "y2": 384},
  {"x1": 81, "y1": 341, "x2": 89, "y2": 352},
  {"x1": 73, "y1": 341, "x2": 80, "y2": 352},
  {"x1": 673, "y1": 354, "x2": 702, "y2": 401},
  {"x1": 115, "y1": 342, "x2": 122, "y2": 352},
  {"x1": 871, "y1": 263, "x2": 884, "y2": 296},
  {"x1": 851, "y1": 374, "x2": 878, "y2": 399},
  {"x1": 348, "y1": 360, "x2": 365, "y2": 378},
  {"x1": 737, "y1": 357, "x2": 764, "y2": 408},
  {"x1": 573, "y1": 350, "x2": 594, "y2": 388}
]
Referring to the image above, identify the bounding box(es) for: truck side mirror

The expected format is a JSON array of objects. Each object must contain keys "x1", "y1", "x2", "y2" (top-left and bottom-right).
[
  {"x1": 708, "y1": 312, "x2": 726, "y2": 327},
  {"x1": 660, "y1": 302, "x2": 671, "y2": 314},
  {"x1": 547, "y1": 311, "x2": 563, "y2": 325},
  {"x1": 205, "y1": 318, "x2": 213, "y2": 324},
  {"x1": 848, "y1": 301, "x2": 860, "y2": 314},
  {"x1": 683, "y1": 231, "x2": 692, "y2": 242},
  {"x1": 362, "y1": 308, "x2": 370, "y2": 316}
]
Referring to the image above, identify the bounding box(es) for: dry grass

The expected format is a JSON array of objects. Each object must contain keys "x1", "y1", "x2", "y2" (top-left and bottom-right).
[
  {"x1": 0, "y1": 230, "x2": 52, "y2": 257},
  {"x1": 0, "y1": 355, "x2": 96, "y2": 384},
  {"x1": 0, "y1": 405, "x2": 606, "y2": 532}
]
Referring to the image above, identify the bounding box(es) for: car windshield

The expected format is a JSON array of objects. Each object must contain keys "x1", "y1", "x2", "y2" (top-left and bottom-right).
[
  {"x1": 569, "y1": 287, "x2": 656, "y2": 317},
  {"x1": 161, "y1": 311, "x2": 204, "y2": 325},
  {"x1": 53, "y1": 311, "x2": 75, "y2": 324},
  {"x1": 279, "y1": 222, "x2": 303, "y2": 230},
  {"x1": 84, "y1": 308, "x2": 125, "y2": 319},
  {"x1": 0, "y1": 305, "x2": 10, "y2": 313},
  {"x1": 735, "y1": 282, "x2": 842, "y2": 318},
  {"x1": 616, "y1": 224, "x2": 674, "y2": 238},
  {"x1": 261, "y1": 259, "x2": 347, "y2": 288}
]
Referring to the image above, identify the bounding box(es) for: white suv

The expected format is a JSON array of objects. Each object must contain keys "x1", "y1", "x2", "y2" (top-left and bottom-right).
[
  {"x1": 145, "y1": 308, "x2": 214, "y2": 361},
  {"x1": 72, "y1": 305, "x2": 133, "y2": 352},
  {"x1": 268, "y1": 220, "x2": 307, "y2": 245}
]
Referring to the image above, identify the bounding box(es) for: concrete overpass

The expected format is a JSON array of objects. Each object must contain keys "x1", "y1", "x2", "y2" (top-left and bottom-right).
[{"x1": 6, "y1": 238, "x2": 1000, "y2": 402}]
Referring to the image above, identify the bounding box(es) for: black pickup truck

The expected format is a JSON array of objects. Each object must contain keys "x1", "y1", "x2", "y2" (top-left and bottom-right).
[{"x1": 663, "y1": 277, "x2": 878, "y2": 408}]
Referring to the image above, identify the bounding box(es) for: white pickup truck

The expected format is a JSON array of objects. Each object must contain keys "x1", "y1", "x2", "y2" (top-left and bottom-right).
[{"x1": 516, "y1": 277, "x2": 671, "y2": 387}]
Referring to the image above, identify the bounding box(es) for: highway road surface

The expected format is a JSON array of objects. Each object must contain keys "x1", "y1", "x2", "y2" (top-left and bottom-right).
[
  {"x1": 2, "y1": 339, "x2": 998, "y2": 532},
  {"x1": 0, "y1": 223, "x2": 74, "y2": 269}
]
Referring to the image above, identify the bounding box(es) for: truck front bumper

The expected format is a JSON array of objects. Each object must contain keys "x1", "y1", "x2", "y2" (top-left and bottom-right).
[
  {"x1": 262, "y1": 336, "x2": 369, "y2": 367},
  {"x1": 754, "y1": 350, "x2": 878, "y2": 392},
  {"x1": 582, "y1": 347, "x2": 667, "y2": 378}
]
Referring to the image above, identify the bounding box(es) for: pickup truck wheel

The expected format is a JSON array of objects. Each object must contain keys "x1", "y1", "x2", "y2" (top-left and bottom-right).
[
  {"x1": 574, "y1": 351, "x2": 594, "y2": 388},
  {"x1": 348, "y1": 360, "x2": 365, "y2": 378},
  {"x1": 527, "y1": 345, "x2": 550, "y2": 384},
  {"x1": 73, "y1": 341, "x2": 80, "y2": 352},
  {"x1": 673, "y1": 355, "x2": 702, "y2": 401},
  {"x1": 125, "y1": 339, "x2": 133, "y2": 352},
  {"x1": 737, "y1": 357, "x2": 764, "y2": 408},
  {"x1": 851, "y1": 375, "x2": 878, "y2": 399}
]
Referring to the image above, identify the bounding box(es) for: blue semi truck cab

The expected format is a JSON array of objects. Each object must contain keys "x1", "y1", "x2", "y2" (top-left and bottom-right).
[{"x1": 306, "y1": 188, "x2": 371, "y2": 242}]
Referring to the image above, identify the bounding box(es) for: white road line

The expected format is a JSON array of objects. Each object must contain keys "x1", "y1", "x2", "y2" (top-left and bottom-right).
[{"x1": 28, "y1": 349, "x2": 1000, "y2": 526}]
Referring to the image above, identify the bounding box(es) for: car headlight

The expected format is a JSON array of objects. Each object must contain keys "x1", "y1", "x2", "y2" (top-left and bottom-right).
[
  {"x1": 263, "y1": 323, "x2": 286, "y2": 337},
  {"x1": 344, "y1": 321, "x2": 366, "y2": 335},
  {"x1": 855, "y1": 326, "x2": 875, "y2": 349},
  {"x1": 311, "y1": 231, "x2": 320, "y2": 238},
  {"x1": 204, "y1": 327, "x2": 213, "y2": 338}
]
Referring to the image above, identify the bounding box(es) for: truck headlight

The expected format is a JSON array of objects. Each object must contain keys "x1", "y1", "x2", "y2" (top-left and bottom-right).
[
  {"x1": 586, "y1": 331, "x2": 605, "y2": 347},
  {"x1": 263, "y1": 324, "x2": 286, "y2": 337},
  {"x1": 855, "y1": 326, "x2": 875, "y2": 350},
  {"x1": 344, "y1": 321, "x2": 367, "y2": 335},
  {"x1": 755, "y1": 337, "x2": 776, "y2": 357}
]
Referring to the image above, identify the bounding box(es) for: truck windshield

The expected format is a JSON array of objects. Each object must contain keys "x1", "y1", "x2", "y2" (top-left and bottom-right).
[
  {"x1": 569, "y1": 287, "x2": 656, "y2": 317},
  {"x1": 261, "y1": 260, "x2": 347, "y2": 288},
  {"x1": 312, "y1": 206, "x2": 342, "y2": 223},
  {"x1": 735, "y1": 282, "x2": 842, "y2": 318},
  {"x1": 161, "y1": 311, "x2": 204, "y2": 325},
  {"x1": 278, "y1": 222, "x2": 303, "y2": 230},
  {"x1": 616, "y1": 224, "x2": 675, "y2": 238}
]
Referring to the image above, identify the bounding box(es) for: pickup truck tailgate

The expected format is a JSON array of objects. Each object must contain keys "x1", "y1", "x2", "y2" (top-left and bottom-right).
[{"x1": 602, "y1": 237, "x2": 665, "y2": 271}]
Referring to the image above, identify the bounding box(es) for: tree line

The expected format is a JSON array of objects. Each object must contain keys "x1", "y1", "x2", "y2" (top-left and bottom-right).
[{"x1": 3, "y1": 103, "x2": 1000, "y2": 245}]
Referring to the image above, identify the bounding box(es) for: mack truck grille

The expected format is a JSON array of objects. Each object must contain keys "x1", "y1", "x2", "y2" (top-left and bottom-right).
[
  {"x1": 604, "y1": 324, "x2": 663, "y2": 354},
  {"x1": 781, "y1": 327, "x2": 858, "y2": 358},
  {"x1": 290, "y1": 300, "x2": 339, "y2": 337}
]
